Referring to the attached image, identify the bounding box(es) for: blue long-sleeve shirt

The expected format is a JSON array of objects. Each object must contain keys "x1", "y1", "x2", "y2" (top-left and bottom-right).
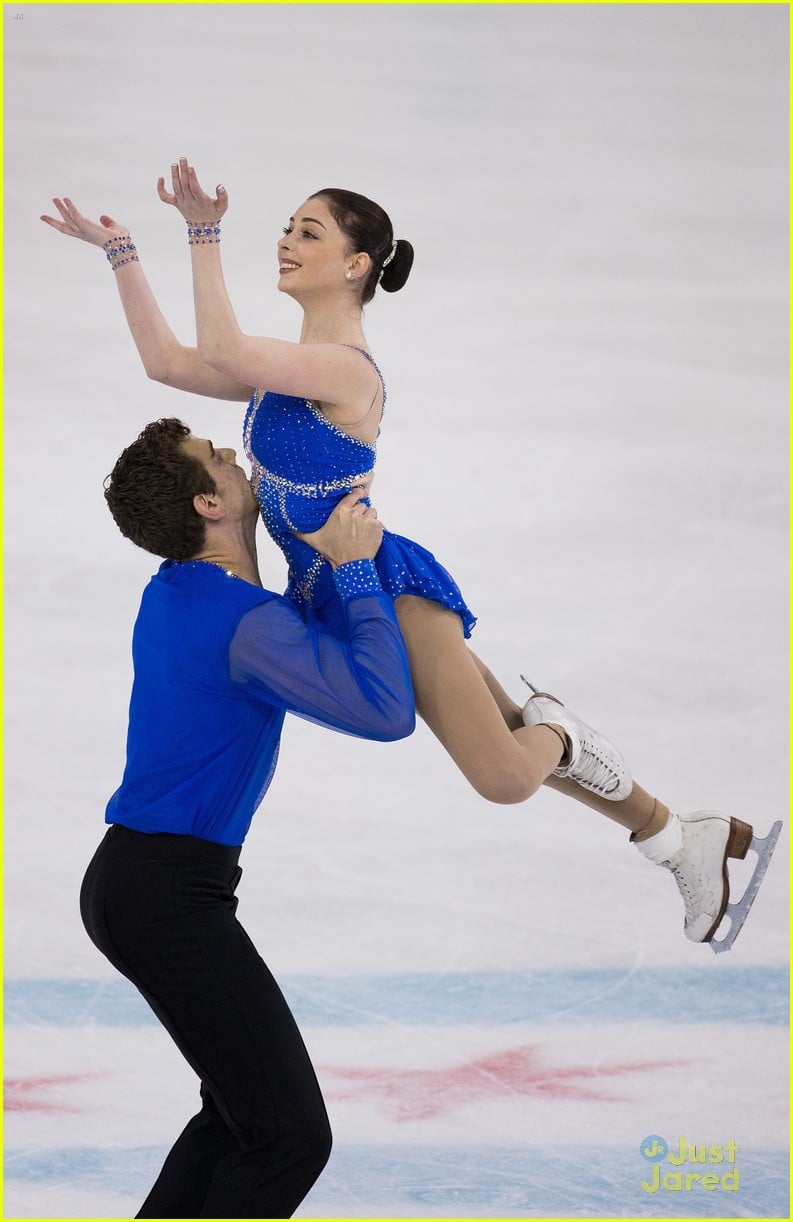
[{"x1": 105, "y1": 557, "x2": 415, "y2": 845}]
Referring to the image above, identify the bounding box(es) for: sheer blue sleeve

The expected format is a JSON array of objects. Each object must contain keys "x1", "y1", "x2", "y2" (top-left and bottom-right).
[{"x1": 228, "y1": 560, "x2": 415, "y2": 741}]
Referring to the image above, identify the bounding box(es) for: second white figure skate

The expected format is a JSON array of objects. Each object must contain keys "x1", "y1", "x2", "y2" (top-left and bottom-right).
[{"x1": 634, "y1": 810, "x2": 783, "y2": 952}]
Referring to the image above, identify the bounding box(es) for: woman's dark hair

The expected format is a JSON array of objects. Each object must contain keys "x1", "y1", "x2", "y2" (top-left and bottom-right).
[
  {"x1": 104, "y1": 418, "x2": 217, "y2": 560},
  {"x1": 310, "y1": 188, "x2": 414, "y2": 305}
]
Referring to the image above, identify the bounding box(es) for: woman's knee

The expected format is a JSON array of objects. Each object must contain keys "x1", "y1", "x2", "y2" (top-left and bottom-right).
[{"x1": 469, "y1": 760, "x2": 543, "y2": 805}]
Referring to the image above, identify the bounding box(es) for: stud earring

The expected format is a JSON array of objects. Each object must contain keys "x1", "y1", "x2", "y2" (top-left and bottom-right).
[{"x1": 345, "y1": 271, "x2": 354, "y2": 280}]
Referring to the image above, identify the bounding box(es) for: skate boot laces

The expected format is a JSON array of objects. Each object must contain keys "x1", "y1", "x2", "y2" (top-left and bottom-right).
[
  {"x1": 569, "y1": 725, "x2": 629, "y2": 798},
  {"x1": 520, "y1": 680, "x2": 632, "y2": 801},
  {"x1": 664, "y1": 813, "x2": 734, "y2": 942},
  {"x1": 669, "y1": 860, "x2": 699, "y2": 926}
]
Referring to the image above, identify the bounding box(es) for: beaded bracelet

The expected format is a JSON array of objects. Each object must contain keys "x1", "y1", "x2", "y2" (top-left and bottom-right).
[
  {"x1": 186, "y1": 220, "x2": 222, "y2": 245},
  {"x1": 103, "y1": 235, "x2": 139, "y2": 271}
]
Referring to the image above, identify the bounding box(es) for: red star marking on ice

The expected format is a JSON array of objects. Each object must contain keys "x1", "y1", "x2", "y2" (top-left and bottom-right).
[
  {"x1": 321, "y1": 1045, "x2": 691, "y2": 1121},
  {"x1": 4, "y1": 1073, "x2": 99, "y2": 1114}
]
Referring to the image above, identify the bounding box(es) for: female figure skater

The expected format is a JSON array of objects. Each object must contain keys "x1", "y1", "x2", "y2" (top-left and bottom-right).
[{"x1": 41, "y1": 160, "x2": 779, "y2": 950}]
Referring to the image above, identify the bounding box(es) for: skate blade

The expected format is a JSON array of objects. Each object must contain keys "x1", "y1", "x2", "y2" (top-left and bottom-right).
[
  {"x1": 519, "y1": 676, "x2": 558, "y2": 703},
  {"x1": 709, "y1": 821, "x2": 783, "y2": 954}
]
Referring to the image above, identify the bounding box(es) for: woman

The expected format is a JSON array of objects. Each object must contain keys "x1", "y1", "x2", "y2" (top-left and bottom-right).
[{"x1": 41, "y1": 160, "x2": 778, "y2": 950}]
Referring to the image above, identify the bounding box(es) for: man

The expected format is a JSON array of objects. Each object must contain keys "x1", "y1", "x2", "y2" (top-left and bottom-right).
[{"x1": 80, "y1": 418, "x2": 415, "y2": 1218}]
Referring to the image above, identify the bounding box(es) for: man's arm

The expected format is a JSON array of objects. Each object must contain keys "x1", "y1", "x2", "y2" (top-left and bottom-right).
[
  {"x1": 228, "y1": 488, "x2": 415, "y2": 740},
  {"x1": 228, "y1": 564, "x2": 415, "y2": 741}
]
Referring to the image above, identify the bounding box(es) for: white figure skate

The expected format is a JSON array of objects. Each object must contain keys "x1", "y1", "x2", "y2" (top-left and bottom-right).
[
  {"x1": 634, "y1": 810, "x2": 782, "y2": 953},
  {"x1": 520, "y1": 679, "x2": 632, "y2": 801}
]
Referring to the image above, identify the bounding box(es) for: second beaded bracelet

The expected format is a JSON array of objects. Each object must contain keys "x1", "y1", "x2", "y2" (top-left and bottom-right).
[{"x1": 186, "y1": 220, "x2": 222, "y2": 245}]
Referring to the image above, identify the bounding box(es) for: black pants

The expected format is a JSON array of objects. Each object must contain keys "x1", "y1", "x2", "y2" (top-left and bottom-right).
[{"x1": 80, "y1": 824, "x2": 332, "y2": 1218}]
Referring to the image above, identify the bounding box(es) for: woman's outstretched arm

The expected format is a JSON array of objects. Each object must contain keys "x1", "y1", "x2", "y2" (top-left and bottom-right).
[
  {"x1": 158, "y1": 158, "x2": 377, "y2": 413},
  {"x1": 40, "y1": 198, "x2": 252, "y2": 401}
]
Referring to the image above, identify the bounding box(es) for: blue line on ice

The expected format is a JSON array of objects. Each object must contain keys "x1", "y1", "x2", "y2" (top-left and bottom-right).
[
  {"x1": 5, "y1": 967, "x2": 787, "y2": 1027},
  {"x1": 4, "y1": 1144, "x2": 789, "y2": 1217}
]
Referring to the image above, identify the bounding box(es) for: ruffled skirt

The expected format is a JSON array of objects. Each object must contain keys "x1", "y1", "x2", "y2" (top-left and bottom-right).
[{"x1": 286, "y1": 528, "x2": 477, "y2": 640}]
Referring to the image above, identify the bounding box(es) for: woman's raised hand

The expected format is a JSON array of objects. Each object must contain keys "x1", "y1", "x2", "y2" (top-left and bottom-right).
[
  {"x1": 157, "y1": 157, "x2": 228, "y2": 224},
  {"x1": 40, "y1": 197, "x2": 129, "y2": 248}
]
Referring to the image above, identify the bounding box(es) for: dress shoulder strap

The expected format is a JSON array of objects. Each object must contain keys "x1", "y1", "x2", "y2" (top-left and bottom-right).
[{"x1": 343, "y1": 344, "x2": 387, "y2": 409}]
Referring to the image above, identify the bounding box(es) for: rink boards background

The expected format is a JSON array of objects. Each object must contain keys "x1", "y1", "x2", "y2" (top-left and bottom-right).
[{"x1": 4, "y1": 4, "x2": 789, "y2": 1219}]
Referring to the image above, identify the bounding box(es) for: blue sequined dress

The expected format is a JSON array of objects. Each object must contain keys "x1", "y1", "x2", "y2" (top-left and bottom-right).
[{"x1": 243, "y1": 347, "x2": 476, "y2": 641}]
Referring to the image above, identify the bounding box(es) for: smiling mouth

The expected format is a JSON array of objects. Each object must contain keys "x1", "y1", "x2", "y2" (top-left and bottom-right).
[{"x1": 279, "y1": 261, "x2": 300, "y2": 273}]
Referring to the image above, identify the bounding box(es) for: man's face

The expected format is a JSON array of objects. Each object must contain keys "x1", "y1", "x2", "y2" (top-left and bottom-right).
[{"x1": 182, "y1": 435, "x2": 258, "y2": 520}]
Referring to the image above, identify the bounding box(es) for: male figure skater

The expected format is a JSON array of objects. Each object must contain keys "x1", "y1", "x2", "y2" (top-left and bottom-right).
[{"x1": 80, "y1": 417, "x2": 415, "y2": 1218}]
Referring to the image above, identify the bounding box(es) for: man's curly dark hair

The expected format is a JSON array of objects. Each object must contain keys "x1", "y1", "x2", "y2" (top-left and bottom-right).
[{"x1": 104, "y1": 418, "x2": 217, "y2": 560}]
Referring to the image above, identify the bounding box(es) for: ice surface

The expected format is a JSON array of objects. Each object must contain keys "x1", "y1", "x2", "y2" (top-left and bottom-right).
[{"x1": 4, "y1": 4, "x2": 788, "y2": 1217}]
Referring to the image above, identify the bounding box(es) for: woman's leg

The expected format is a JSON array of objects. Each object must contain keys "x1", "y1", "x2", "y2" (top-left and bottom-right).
[
  {"x1": 395, "y1": 596, "x2": 565, "y2": 804},
  {"x1": 467, "y1": 650, "x2": 669, "y2": 838}
]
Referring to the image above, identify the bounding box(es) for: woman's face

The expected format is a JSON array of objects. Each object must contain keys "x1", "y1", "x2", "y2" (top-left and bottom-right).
[{"x1": 276, "y1": 197, "x2": 357, "y2": 299}]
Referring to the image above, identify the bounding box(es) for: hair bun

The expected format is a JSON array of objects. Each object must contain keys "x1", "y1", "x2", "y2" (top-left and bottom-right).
[{"x1": 380, "y1": 239, "x2": 414, "y2": 293}]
